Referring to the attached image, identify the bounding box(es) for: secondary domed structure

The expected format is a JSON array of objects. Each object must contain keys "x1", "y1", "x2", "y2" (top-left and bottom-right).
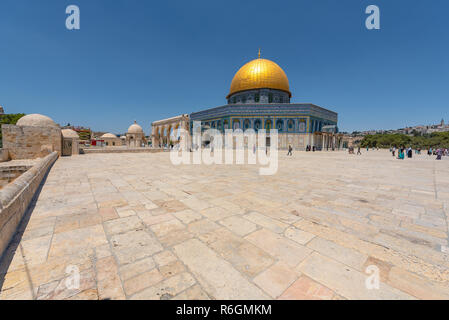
[
  {"x1": 17, "y1": 114, "x2": 58, "y2": 127},
  {"x1": 62, "y1": 129, "x2": 79, "y2": 138},
  {"x1": 126, "y1": 121, "x2": 146, "y2": 148},
  {"x1": 227, "y1": 50, "x2": 291, "y2": 104},
  {"x1": 101, "y1": 133, "x2": 117, "y2": 139},
  {"x1": 101, "y1": 133, "x2": 123, "y2": 147},
  {"x1": 128, "y1": 121, "x2": 144, "y2": 134},
  {"x1": 3, "y1": 113, "x2": 62, "y2": 159}
]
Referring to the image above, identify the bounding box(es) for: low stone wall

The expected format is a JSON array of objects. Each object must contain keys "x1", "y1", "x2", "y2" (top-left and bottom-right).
[
  {"x1": 82, "y1": 147, "x2": 165, "y2": 154},
  {"x1": 0, "y1": 152, "x2": 58, "y2": 258}
]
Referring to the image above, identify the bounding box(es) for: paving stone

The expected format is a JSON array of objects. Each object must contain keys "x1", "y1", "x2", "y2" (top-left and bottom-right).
[
  {"x1": 200, "y1": 206, "x2": 236, "y2": 221},
  {"x1": 48, "y1": 225, "x2": 107, "y2": 259},
  {"x1": 244, "y1": 212, "x2": 289, "y2": 234},
  {"x1": 210, "y1": 241, "x2": 274, "y2": 278},
  {"x1": 306, "y1": 237, "x2": 368, "y2": 270},
  {"x1": 173, "y1": 239, "x2": 269, "y2": 299},
  {"x1": 284, "y1": 227, "x2": 316, "y2": 245},
  {"x1": 173, "y1": 209, "x2": 203, "y2": 224},
  {"x1": 36, "y1": 268, "x2": 96, "y2": 300},
  {"x1": 130, "y1": 272, "x2": 196, "y2": 300},
  {"x1": 150, "y1": 219, "x2": 186, "y2": 238},
  {"x1": 123, "y1": 268, "x2": 164, "y2": 296},
  {"x1": 253, "y1": 262, "x2": 299, "y2": 298},
  {"x1": 188, "y1": 219, "x2": 221, "y2": 235},
  {"x1": 298, "y1": 252, "x2": 415, "y2": 300},
  {"x1": 219, "y1": 215, "x2": 258, "y2": 236},
  {"x1": 245, "y1": 229, "x2": 313, "y2": 267},
  {"x1": 95, "y1": 256, "x2": 126, "y2": 300},
  {"x1": 172, "y1": 284, "x2": 210, "y2": 300},
  {"x1": 159, "y1": 260, "x2": 185, "y2": 278},
  {"x1": 387, "y1": 266, "x2": 449, "y2": 300},
  {"x1": 98, "y1": 207, "x2": 119, "y2": 222},
  {"x1": 110, "y1": 230, "x2": 163, "y2": 265},
  {"x1": 278, "y1": 275, "x2": 336, "y2": 300},
  {"x1": 153, "y1": 250, "x2": 178, "y2": 267},
  {"x1": 139, "y1": 213, "x2": 175, "y2": 226},
  {"x1": 104, "y1": 216, "x2": 144, "y2": 235},
  {"x1": 119, "y1": 257, "x2": 156, "y2": 281}
]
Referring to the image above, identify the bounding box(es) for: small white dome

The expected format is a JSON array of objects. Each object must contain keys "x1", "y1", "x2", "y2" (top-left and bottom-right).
[
  {"x1": 128, "y1": 121, "x2": 144, "y2": 134},
  {"x1": 102, "y1": 133, "x2": 117, "y2": 139},
  {"x1": 17, "y1": 114, "x2": 57, "y2": 127},
  {"x1": 62, "y1": 129, "x2": 79, "y2": 138}
]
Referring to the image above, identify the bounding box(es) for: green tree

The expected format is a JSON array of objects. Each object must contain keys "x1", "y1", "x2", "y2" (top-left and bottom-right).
[{"x1": 360, "y1": 132, "x2": 449, "y2": 149}]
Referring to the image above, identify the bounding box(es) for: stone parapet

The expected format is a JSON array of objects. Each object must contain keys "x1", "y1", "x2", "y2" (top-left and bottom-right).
[{"x1": 0, "y1": 152, "x2": 58, "y2": 258}]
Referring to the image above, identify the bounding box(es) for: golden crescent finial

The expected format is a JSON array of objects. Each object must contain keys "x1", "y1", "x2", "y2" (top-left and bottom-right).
[{"x1": 258, "y1": 48, "x2": 261, "y2": 59}]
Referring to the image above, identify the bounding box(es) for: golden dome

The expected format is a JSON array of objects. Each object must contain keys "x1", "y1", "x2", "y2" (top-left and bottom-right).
[{"x1": 227, "y1": 56, "x2": 291, "y2": 99}]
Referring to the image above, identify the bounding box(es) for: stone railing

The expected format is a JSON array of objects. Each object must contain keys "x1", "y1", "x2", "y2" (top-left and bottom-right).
[{"x1": 0, "y1": 151, "x2": 58, "y2": 258}]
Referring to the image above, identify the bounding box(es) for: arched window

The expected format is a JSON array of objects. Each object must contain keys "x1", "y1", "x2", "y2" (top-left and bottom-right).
[
  {"x1": 268, "y1": 93, "x2": 273, "y2": 103},
  {"x1": 265, "y1": 120, "x2": 272, "y2": 131},
  {"x1": 244, "y1": 119, "x2": 251, "y2": 130},
  {"x1": 288, "y1": 120, "x2": 294, "y2": 132},
  {"x1": 233, "y1": 119, "x2": 240, "y2": 130},
  {"x1": 255, "y1": 93, "x2": 260, "y2": 103},
  {"x1": 299, "y1": 120, "x2": 306, "y2": 132},
  {"x1": 276, "y1": 120, "x2": 283, "y2": 132},
  {"x1": 254, "y1": 119, "x2": 261, "y2": 132}
]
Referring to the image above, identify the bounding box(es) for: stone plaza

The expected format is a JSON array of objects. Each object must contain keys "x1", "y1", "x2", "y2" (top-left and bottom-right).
[{"x1": 0, "y1": 150, "x2": 448, "y2": 300}]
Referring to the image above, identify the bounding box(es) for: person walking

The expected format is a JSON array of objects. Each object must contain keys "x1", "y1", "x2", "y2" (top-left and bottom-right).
[
  {"x1": 436, "y1": 149, "x2": 443, "y2": 160},
  {"x1": 357, "y1": 146, "x2": 362, "y2": 155},
  {"x1": 392, "y1": 146, "x2": 396, "y2": 157},
  {"x1": 287, "y1": 144, "x2": 293, "y2": 156},
  {"x1": 398, "y1": 147, "x2": 405, "y2": 160}
]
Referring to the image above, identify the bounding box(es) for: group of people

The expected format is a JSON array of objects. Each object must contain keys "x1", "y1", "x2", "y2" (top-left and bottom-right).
[
  {"x1": 305, "y1": 145, "x2": 316, "y2": 152},
  {"x1": 391, "y1": 147, "x2": 413, "y2": 160},
  {"x1": 427, "y1": 148, "x2": 449, "y2": 157},
  {"x1": 286, "y1": 144, "x2": 317, "y2": 156},
  {"x1": 390, "y1": 146, "x2": 448, "y2": 160}
]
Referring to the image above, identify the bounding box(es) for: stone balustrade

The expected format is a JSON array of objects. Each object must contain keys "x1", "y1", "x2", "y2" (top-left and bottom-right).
[{"x1": 0, "y1": 151, "x2": 58, "y2": 258}]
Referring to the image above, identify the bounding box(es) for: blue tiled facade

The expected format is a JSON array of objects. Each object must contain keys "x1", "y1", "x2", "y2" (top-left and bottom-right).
[{"x1": 189, "y1": 103, "x2": 338, "y2": 134}]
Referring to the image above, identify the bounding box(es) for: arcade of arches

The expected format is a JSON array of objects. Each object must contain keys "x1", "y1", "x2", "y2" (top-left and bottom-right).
[{"x1": 151, "y1": 115, "x2": 190, "y2": 148}]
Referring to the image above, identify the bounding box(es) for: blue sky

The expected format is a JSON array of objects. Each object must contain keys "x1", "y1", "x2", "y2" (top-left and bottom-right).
[{"x1": 1, "y1": 0, "x2": 448, "y2": 134}]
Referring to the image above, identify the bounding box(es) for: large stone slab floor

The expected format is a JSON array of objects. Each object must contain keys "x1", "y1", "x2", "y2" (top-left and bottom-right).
[{"x1": 1, "y1": 150, "x2": 448, "y2": 300}]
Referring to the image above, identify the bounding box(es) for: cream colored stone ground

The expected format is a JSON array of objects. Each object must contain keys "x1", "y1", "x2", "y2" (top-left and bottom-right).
[{"x1": 1, "y1": 150, "x2": 449, "y2": 300}]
